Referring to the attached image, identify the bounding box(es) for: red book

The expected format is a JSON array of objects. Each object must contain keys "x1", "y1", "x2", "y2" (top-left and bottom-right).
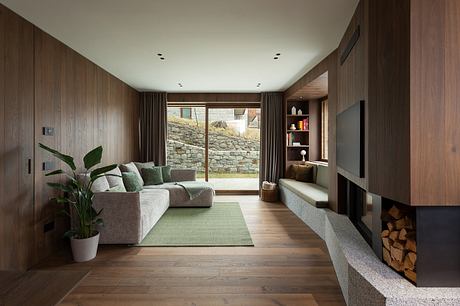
[{"x1": 303, "y1": 118, "x2": 309, "y2": 131}]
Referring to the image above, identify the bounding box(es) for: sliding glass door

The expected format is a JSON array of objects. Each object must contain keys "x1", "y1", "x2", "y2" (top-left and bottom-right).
[
  {"x1": 167, "y1": 106, "x2": 206, "y2": 179},
  {"x1": 167, "y1": 105, "x2": 260, "y2": 192},
  {"x1": 207, "y1": 107, "x2": 260, "y2": 191}
]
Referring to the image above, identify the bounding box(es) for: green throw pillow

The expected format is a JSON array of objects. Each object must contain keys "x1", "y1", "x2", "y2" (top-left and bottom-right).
[
  {"x1": 142, "y1": 167, "x2": 164, "y2": 185},
  {"x1": 107, "y1": 185, "x2": 126, "y2": 192},
  {"x1": 122, "y1": 172, "x2": 143, "y2": 192},
  {"x1": 161, "y1": 165, "x2": 172, "y2": 182}
]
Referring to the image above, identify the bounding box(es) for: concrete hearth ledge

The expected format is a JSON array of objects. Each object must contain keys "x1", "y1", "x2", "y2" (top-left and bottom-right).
[{"x1": 280, "y1": 186, "x2": 460, "y2": 306}]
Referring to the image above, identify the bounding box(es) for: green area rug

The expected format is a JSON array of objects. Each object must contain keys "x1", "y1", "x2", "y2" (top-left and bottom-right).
[{"x1": 137, "y1": 202, "x2": 254, "y2": 246}]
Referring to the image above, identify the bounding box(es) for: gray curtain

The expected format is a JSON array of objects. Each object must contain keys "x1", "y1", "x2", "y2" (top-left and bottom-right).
[
  {"x1": 139, "y1": 92, "x2": 167, "y2": 165},
  {"x1": 260, "y1": 92, "x2": 284, "y2": 188}
]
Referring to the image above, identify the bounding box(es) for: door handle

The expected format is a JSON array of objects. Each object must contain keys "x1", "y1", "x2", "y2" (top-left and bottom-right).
[{"x1": 28, "y1": 159, "x2": 32, "y2": 174}]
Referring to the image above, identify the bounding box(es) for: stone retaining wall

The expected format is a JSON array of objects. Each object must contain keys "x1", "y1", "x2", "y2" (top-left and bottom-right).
[
  {"x1": 168, "y1": 122, "x2": 260, "y2": 151},
  {"x1": 167, "y1": 140, "x2": 259, "y2": 174}
]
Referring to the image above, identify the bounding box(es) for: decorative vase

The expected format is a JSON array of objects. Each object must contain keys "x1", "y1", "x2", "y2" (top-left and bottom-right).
[
  {"x1": 291, "y1": 106, "x2": 296, "y2": 115},
  {"x1": 70, "y1": 232, "x2": 100, "y2": 262},
  {"x1": 298, "y1": 109, "x2": 303, "y2": 115},
  {"x1": 289, "y1": 124, "x2": 296, "y2": 130}
]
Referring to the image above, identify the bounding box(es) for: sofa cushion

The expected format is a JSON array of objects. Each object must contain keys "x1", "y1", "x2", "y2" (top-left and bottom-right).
[
  {"x1": 107, "y1": 185, "x2": 126, "y2": 192},
  {"x1": 139, "y1": 189, "x2": 169, "y2": 241},
  {"x1": 92, "y1": 176, "x2": 110, "y2": 192},
  {"x1": 105, "y1": 167, "x2": 126, "y2": 191},
  {"x1": 142, "y1": 167, "x2": 164, "y2": 185},
  {"x1": 120, "y1": 162, "x2": 144, "y2": 186},
  {"x1": 286, "y1": 164, "x2": 297, "y2": 179},
  {"x1": 77, "y1": 173, "x2": 110, "y2": 192},
  {"x1": 122, "y1": 172, "x2": 143, "y2": 192},
  {"x1": 315, "y1": 163, "x2": 329, "y2": 189},
  {"x1": 134, "y1": 161, "x2": 155, "y2": 172},
  {"x1": 142, "y1": 182, "x2": 213, "y2": 207},
  {"x1": 161, "y1": 165, "x2": 172, "y2": 182},
  {"x1": 295, "y1": 164, "x2": 314, "y2": 182},
  {"x1": 279, "y1": 178, "x2": 328, "y2": 208}
]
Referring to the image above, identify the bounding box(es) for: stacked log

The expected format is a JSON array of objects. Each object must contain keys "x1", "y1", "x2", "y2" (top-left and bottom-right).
[{"x1": 381, "y1": 204, "x2": 416, "y2": 283}]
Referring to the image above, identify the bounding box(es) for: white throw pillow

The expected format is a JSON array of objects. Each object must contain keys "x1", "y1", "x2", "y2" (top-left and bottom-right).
[
  {"x1": 77, "y1": 173, "x2": 110, "y2": 192},
  {"x1": 105, "y1": 167, "x2": 126, "y2": 191},
  {"x1": 119, "y1": 162, "x2": 144, "y2": 186}
]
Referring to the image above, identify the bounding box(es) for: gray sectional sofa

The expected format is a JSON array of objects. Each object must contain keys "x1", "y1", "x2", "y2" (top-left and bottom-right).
[{"x1": 87, "y1": 163, "x2": 214, "y2": 244}]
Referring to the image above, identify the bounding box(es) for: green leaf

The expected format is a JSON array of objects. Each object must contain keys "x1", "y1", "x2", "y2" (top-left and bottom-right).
[
  {"x1": 90, "y1": 164, "x2": 118, "y2": 180},
  {"x1": 45, "y1": 169, "x2": 65, "y2": 177},
  {"x1": 39, "y1": 143, "x2": 76, "y2": 171},
  {"x1": 83, "y1": 146, "x2": 103, "y2": 170}
]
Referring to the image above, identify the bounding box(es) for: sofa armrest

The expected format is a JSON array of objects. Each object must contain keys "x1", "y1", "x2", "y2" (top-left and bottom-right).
[
  {"x1": 92, "y1": 192, "x2": 142, "y2": 244},
  {"x1": 171, "y1": 169, "x2": 196, "y2": 182}
]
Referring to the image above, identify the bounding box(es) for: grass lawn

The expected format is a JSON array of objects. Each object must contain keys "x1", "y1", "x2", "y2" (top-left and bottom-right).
[{"x1": 196, "y1": 172, "x2": 259, "y2": 179}]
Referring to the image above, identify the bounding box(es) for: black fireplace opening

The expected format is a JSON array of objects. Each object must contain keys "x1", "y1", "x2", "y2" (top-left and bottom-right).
[{"x1": 338, "y1": 174, "x2": 373, "y2": 245}]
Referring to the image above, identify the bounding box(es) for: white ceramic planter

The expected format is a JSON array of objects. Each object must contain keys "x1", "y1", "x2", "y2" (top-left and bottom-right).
[{"x1": 70, "y1": 232, "x2": 100, "y2": 262}]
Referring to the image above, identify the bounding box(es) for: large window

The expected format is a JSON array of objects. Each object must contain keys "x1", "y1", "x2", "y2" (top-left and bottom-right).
[
  {"x1": 321, "y1": 99, "x2": 329, "y2": 160},
  {"x1": 180, "y1": 107, "x2": 192, "y2": 119},
  {"x1": 167, "y1": 105, "x2": 260, "y2": 191},
  {"x1": 167, "y1": 106, "x2": 206, "y2": 177}
]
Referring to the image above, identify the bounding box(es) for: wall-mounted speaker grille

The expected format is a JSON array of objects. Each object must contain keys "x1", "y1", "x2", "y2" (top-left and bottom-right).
[{"x1": 340, "y1": 25, "x2": 360, "y2": 65}]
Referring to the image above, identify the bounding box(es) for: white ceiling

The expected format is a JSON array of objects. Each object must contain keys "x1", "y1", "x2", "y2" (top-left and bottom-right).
[{"x1": 1, "y1": 0, "x2": 358, "y2": 92}]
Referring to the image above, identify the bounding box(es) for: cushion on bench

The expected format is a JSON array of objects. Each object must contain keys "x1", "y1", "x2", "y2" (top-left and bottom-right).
[{"x1": 279, "y1": 178, "x2": 328, "y2": 208}]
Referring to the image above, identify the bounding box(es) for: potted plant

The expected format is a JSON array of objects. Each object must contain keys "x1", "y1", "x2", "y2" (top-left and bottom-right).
[{"x1": 39, "y1": 143, "x2": 118, "y2": 262}]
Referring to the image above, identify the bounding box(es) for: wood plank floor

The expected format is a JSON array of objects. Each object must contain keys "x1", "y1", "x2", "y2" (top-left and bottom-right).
[{"x1": 35, "y1": 196, "x2": 345, "y2": 306}]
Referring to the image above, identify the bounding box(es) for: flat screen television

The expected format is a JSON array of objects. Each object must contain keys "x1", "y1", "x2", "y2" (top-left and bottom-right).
[{"x1": 336, "y1": 101, "x2": 364, "y2": 177}]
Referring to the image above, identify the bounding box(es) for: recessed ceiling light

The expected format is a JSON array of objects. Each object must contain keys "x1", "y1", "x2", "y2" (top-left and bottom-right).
[
  {"x1": 257, "y1": 83, "x2": 261, "y2": 87},
  {"x1": 274, "y1": 57, "x2": 279, "y2": 60},
  {"x1": 160, "y1": 57, "x2": 165, "y2": 60},
  {"x1": 178, "y1": 83, "x2": 183, "y2": 88},
  {"x1": 276, "y1": 53, "x2": 281, "y2": 56},
  {"x1": 157, "y1": 53, "x2": 163, "y2": 56}
]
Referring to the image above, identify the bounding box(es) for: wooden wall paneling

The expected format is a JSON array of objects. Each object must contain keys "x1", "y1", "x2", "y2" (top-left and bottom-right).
[
  {"x1": 288, "y1": 73, "x2": 328, "y2": 101},
  {"x1": 336, "y1": 0, "x2": 368, "y2": 190},
  {"x1": 167, "y1": 93, "x2": 261, "y2": 103},
  {"x1": 0, "y1": 3, "x2": 140, "y2": 268},
  {"x1": 14, "y1": 10, "x2": 34, "y2": 270},
  {"x1": 0, "y1": 5, "x2": 34, "y2": 270},
  {"x1": 445, "y1": 0, "x2": 460, "y2": 204},
  {"x1": 367, "y1": 0, "x2": 411, "y2": 204},
  {"x1": 285, "y1": 56, "x2": 331, "y2": 100},
  {"x1": 0, "y1": 4, "x2": 5, "y2": 270},
  {"x1": 34, "y1": 29, "x2": 65, "y2": 263},
  {"x1": 308, "y1": 99, "x2": 321, "y2": 161},
  {"x1": 96, "y1": 66, "x2": 109, "y2": 164},
  {"x1": 284, "y1": 51, "x2": 338, "y2": 212},
  {"x1": 33, "y1": 27, "x2": 140, "y2": 263},
  {"x1": 327, "y1": 51, "x2": 338, "y2": 212},
  {"x1": 410, "y1": 0, "x2": 446, "y2": 205}
]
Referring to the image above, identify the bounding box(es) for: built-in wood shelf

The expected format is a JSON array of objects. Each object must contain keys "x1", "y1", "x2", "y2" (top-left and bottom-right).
[
  {"x1": 287, "y1": 145, "x2": 309, "y2": 148},
  {"x1": 287, "y1": 130, "x2": 309, "y2": 133},
  {"x1": 287, "y1": 114, "x2": 310, "y2": 117}
]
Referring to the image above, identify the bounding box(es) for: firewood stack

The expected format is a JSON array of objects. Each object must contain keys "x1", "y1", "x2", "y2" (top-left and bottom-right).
[{"x1": 381, "y1": 204, "x2": 417, "y2": 283}]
